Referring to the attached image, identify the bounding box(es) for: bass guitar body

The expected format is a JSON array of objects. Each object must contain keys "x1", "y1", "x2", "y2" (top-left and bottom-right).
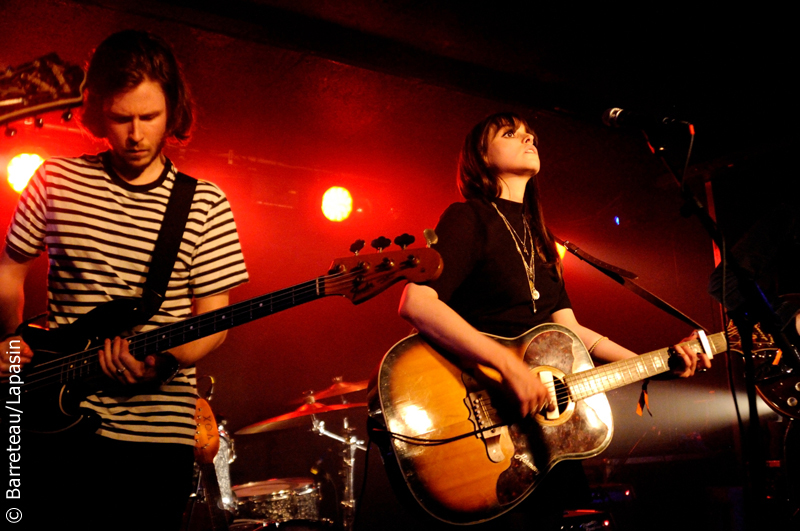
[
  {"x1": 370, "y1": 324, "x2": 614, "y2": 525},
  {"x1": 19, "y1": 298, "x2": 154, "y2": 434}
]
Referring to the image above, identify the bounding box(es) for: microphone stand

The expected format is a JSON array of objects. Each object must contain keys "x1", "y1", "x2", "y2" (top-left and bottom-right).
[{"x1": 638, "y1": 119, "x2": 793, "y2": 530}]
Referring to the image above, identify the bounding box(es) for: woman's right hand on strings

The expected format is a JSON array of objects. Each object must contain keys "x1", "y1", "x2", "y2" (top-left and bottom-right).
[
  {"x1": 502, "y1": 356, "x2": 552, "y2": 418},
  {"x1": 400, "y1": 283, "x2": 554, "y2": 418}
]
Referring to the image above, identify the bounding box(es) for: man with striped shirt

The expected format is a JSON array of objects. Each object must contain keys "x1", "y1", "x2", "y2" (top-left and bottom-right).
[{"x1": 0, "y1": 31, "x2": 248, "y2": 529}]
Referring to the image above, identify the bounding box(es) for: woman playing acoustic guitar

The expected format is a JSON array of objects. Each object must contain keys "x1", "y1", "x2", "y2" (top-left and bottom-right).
[{"x1": 397, "y1": 112, "x2": 712, "y2": 529}]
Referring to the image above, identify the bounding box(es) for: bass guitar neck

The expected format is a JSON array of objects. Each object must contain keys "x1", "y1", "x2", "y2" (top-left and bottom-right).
[{"x1": 20, "y1": 244, "x2": 442, "y2": 433}]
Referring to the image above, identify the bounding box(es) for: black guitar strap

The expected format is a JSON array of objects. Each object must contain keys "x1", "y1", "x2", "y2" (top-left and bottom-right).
[
  {"x1": 138, "y1": 171, "x2": 198, "y2": 321},
  {"x1": 555, "y1": 236, "x2": 708, "y2": 331}
]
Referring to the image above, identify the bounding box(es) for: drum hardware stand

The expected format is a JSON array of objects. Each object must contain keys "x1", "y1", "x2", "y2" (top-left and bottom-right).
[
  {"x1": 234, "y1": 377, "x2": 369, "y2": 529},
  {"x1": 311, "y1": 415, "x2": 367, "y2": 531}
]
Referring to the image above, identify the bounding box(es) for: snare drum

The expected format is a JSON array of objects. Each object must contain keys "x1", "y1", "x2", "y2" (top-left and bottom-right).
[{"x1": 232, "y1": 478, "x2": 320, "y2": 523}]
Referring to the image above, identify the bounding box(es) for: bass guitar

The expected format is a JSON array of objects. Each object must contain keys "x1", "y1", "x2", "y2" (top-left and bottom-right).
[
  {"x1": 192, "y1": 397, "x2": 231, "y2": 531},
  {"x1": 18, "y1": 244, "x2": 442, "y2": 433},
  {"x1": 1, "y1": 53, "x2": 85, "y2": 126},
  {"x1": 368, "y1": 323, "x2": 726, "y2": 525}
]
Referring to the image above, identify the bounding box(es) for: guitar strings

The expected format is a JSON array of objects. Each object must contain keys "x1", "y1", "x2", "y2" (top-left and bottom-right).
[
  {"x1": 377, "y1": 339, "x2": 717, "y2": 446},
  {"x1": 379, "y1": 359, "x2": 665, "y2": 446},
  {"x1": 24, "y1": 276, "x2": 711, "y2": 400},
  {"x1": 383, "y1": 338, "x2": 722, "y2": 446},
  {"x1": 23, "y1": 336, "x2": 665, "y2": 404},
  {"x1": 22, "y1": 265, "x2": 392, "y2": 390},
  {"x1": 376, "y1": 382, "x2": 573, "y2": 446},
  {"x1": 378, "y1": 339, "x2": 714, "y2": 444},
  {"x1": 375, "y1": 423, "x2": 513, "y2": 446},
  {"x1": 384, "y1": 336, "x2": 717, "y2": 441},
  {"x1": 23, "y1": 267, "x2": 367, "y2": 384}
]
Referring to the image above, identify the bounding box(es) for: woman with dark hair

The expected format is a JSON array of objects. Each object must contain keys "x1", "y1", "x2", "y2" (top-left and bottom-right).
[{"x1": 397, "y1": 112, "x2": 710, "y2": 528}]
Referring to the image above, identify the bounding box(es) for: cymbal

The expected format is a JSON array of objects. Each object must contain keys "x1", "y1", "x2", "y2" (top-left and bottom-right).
[
  {"x1": 291, "y1": 377, "x2": 369, "y2": 403},
  {"x1": 235, "y1": 401, "x2": 367, "y2": 435}
]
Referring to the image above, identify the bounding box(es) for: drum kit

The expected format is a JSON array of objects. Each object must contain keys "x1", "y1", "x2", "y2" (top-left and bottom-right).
[{"x1": 187, "y1": 376, "x2": 370, "y2": 531}]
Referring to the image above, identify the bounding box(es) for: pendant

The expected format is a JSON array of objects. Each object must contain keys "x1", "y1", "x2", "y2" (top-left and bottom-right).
[{"x1": 528, "y1": 279, "x2": 540, "y2": 301}]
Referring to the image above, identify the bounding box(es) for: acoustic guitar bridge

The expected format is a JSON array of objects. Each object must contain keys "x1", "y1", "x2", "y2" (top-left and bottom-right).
[{"x1": 465, "y1": 389, "x2": 506, "y2": 463}]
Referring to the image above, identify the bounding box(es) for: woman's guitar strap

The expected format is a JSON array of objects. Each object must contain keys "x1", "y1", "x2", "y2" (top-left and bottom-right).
[{"x1": 555, "y1": 237, "x2": 707, "y2": 331}]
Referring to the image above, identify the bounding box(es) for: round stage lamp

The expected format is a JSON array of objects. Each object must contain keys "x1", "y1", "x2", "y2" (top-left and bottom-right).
[
  {"x1": 7, "y1": 153, "x2": 44, "y2": 193},
  {"x1": 322, "y1": 186, "x2": 353, "y2": 222}
]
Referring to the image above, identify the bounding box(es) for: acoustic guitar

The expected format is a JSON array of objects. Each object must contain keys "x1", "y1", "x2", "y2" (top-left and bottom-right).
[{"x1": 368, "y1": 323, "x2": 726, "y2": 525}]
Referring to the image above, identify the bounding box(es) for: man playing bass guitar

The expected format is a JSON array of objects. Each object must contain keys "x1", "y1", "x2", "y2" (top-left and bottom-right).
[{"x1": 0, "y1": 30, "x2": 248, "y2": 530}]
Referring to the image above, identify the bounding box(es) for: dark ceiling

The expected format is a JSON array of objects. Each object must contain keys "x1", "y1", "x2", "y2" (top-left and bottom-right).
[{"x1": 79, "y1": 0, "x2": 797, "y2": 171}]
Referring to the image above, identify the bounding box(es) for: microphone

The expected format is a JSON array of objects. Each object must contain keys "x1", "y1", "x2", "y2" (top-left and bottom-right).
[{"x1": 602, "y1": 107, "x2": 687, "y2": 129}]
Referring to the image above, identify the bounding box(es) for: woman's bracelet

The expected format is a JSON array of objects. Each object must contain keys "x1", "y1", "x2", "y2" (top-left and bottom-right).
[{"x1": 588, "y1": 336, "x2": 608, "y2": 354}]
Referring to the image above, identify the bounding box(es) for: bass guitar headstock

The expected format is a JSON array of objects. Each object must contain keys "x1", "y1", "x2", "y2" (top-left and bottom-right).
[
  {"x1": 326, "y1": 232, "x2": 442, "y2": 304},
  {"x1": 1, "y1": 53, "x2": 85, "y2": 132}
]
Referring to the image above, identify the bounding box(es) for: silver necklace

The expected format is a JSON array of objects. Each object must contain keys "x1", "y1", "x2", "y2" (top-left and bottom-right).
[{"x1": 491, "y1": 202, "x2": 539, "y2": 312}]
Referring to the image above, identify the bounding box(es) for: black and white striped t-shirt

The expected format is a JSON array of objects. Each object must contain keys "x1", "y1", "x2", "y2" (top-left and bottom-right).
[{"x1": 6, "y1": 153, "x2": 249, "y2": 445}]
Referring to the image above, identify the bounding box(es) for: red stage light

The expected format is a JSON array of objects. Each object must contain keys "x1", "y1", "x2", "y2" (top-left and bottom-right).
[
  {"x1": 7, "y1": 153, "x2": 43, "y2": 193},
  {"x1": 321, "y1": 186, "x2": 353, "y2": 222}
]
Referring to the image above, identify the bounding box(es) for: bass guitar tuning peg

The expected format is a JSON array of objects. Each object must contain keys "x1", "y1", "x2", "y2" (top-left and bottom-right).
[
  {"x1": 393, "y1": 234, "x2": 415, "y2": 250},
  {"x1": 349, "y1": 239, "x2": 365, "y2": 255},
  {"x1": 371, "y1": 236, "x2": 391, "y2": 252}
]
